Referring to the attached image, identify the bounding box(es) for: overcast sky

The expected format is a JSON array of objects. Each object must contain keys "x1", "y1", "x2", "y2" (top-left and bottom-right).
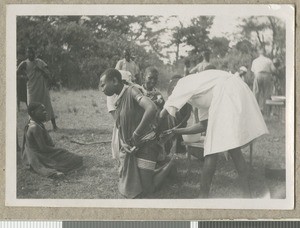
[{"x1": 156, "y1": 15, "x2": 241, "y2": 63}]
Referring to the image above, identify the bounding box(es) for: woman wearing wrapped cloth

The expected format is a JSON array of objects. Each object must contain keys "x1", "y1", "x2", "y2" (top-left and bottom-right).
[
  {"x1": 160, "y1": 69, "x2": 269, "y2": 198},
  {"x1": 99, "y1": 69, "x2": 175, "y2": 198},
  {"x1": 17, "y1": 46, "x2": 58, "y2": 130},
  {"x1": 22, "y1": 102, "x2": 83, "y2": 178}
]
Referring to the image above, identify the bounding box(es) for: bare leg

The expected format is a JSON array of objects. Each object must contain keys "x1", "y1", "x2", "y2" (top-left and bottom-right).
[
  {"x1": 228, "y1": 147, "x2": 251, "y2": 198},
  {"x1": 199, "y1": 154, "x2": 218, "y2": 198},
  {"x1": 138, "y1": 169, "x2": 155, "y2": 196},
  {"x1": 138, "y1": 158, "x2": 176, "y2": 197},
  {"x1": 153, "y1": 158, "x2": 176, "y2": 189},
  {"x1": 51, "y1": 118, "x2": 58, "y2": 131}
]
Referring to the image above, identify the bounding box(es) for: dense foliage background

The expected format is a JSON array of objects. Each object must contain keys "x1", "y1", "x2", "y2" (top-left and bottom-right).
[{"x1": 17, "y1": 15, "x2": 285, "y2": 90}]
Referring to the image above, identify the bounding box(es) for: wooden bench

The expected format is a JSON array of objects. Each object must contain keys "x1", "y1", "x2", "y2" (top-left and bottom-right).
[{"x1": 265, "y1": 99, "x2": 285, "y2": 122}]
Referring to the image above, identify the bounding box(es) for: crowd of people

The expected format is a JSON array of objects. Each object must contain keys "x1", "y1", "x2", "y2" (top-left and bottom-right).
[{"x1": 17, "y1": 45, "x2": 285, "y2": 198}]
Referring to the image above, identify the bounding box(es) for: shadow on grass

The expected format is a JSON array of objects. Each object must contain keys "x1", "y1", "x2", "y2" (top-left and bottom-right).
[{"x1": 53, "y1": 128, "x2": 112, "y2": 136}]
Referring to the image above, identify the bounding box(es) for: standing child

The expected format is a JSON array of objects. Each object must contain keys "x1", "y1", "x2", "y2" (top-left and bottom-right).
[{"x1": 140, "y1": 67, "x2": 165, "y2": 110}]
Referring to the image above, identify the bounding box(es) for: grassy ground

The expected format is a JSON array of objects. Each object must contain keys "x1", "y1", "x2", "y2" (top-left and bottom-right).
[{"x1": 17, "y1": 89, "x2": 286, "y2": 199}]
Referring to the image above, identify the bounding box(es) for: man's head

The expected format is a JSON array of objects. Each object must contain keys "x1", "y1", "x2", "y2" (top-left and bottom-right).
[
  {"x1": 144, "y1": 67, "x2": 159, "y2": 91},
  {"x1": 99, "y1": 69, "x2": 122, "y2": 96},
  {"x1": 239, "y1": 66, "x2": 247, "y2": 76},
  {"x1": 258, "y1": 47, "x2": 266, "y2": 56},
  {"x1": 26, "y1": 46, "x2": 35, "y2": 61},
  {"x1": 123, "y1": 48, "x2": 131, "y2": 62},
  {"x1": 184, "y1": 59, "x2": 191, "y2": 67},
  {"x1": 273, "y1": 58, "x2": 280, "y2": 68},
  {"x1": 202, "y1": 50, "x2": 210, "y2": 62}
]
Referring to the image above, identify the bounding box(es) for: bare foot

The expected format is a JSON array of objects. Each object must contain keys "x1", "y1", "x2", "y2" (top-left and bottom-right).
[
  {"x1": 53, "y1": 126, "x2": 59, "y2": 132},
  {"x1": 50, "y1": 172, "x2": 64, "y2": 179}
]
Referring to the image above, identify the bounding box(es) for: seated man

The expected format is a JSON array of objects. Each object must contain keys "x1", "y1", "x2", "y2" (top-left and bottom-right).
[{"x1": 22, "y1": 102, "x2": 83, "y2": 178}]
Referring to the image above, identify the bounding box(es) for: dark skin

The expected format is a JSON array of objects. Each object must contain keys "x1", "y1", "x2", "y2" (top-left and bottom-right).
[
  {"x1": 99, "y1": 74, "x2": 157, "y2": 145},
  {"x1": 19, "y1": 48, "x2": 58, "y2": 130},
  {"x1": 144, "y1": 73, "x2": 158, "y2": 91},
  {"x1": 124, "y1": 50, "x2": 131, "y2": 63},
  {"x1": 29, "y1": 104, "x2": 63, "y2": 176},
  {"x1": 100, "y1": 74, "x2": 175, "y2": 196}
]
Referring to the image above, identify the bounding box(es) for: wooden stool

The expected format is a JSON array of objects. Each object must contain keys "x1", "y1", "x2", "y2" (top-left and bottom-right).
[{"x1": 265, "y1": 99, "x2": 285, "y2": 122}]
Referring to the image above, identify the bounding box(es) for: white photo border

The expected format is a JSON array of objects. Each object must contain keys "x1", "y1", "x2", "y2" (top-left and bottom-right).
[{"x1": 6, "y1": 4, "x2": 295, "y2": 209}]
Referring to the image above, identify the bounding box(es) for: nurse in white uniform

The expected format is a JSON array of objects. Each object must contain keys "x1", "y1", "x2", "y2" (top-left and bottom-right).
[{"x1": 160, "y1": 69, "x2": 268, "y2": 198}]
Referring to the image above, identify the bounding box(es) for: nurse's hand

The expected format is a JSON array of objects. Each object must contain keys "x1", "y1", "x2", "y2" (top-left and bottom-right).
[
  {"x1": 159, "y1": 108, "x2": 168, "y2": 119},
  {"x1": 162, "y1": 128, "x2": 180, "y2": 135}
]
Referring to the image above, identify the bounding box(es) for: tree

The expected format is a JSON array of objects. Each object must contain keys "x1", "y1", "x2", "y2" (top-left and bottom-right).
[
  {"x1": 183, "y1": 16, "x2": 214, "y2": 55},
  {"x1": 210, "y1": 37, "x2": 230, "y2": 58},
  {"x1": 17, "y1": 16, "x2": 168, "y2": 89},
  {"x1": 239, "y1": 16, "x2": 285, "y2": 59}
]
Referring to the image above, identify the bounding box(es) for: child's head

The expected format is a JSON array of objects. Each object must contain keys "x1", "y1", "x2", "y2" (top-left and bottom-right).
[
  {"x1": 202, "y1": 50, "x2": 210, "y2": 62},
  {"x1": 144, "y1": 67, "x2": 159, "y2": 91},
  {"x1": 28, "y1": 102, "x2": 48, "y2": 122}
]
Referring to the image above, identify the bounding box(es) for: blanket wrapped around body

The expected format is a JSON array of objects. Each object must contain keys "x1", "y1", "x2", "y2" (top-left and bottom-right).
[
  {"x1": 22, "y1": 120, "x2": 83, "y2": 177},
  {"x1": 115, "y1": 85, "x2": 159, "y2": 198}
]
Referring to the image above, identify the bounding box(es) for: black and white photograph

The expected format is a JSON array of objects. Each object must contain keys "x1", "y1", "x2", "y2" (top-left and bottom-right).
[{"x1": 6, "y1": 4, "x2": 294, "y2": 209}]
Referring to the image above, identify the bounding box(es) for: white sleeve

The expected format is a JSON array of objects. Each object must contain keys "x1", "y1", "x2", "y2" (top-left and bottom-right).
[
  {"x1": 115, "y1": 60, "x2": 122, "y2": 70},
  {"x1": 251, "y1": 60, "x2": 255, "y2": 73},
  {"x1": 198, "y1": 108, "x2": 209, "y2": 121},
  {"x1": 106, "y1": 95, "x2": 117, "y2": 113}
]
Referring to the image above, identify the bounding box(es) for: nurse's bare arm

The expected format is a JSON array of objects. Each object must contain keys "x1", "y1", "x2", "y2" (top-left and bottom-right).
[{"x1": 173, "y1": 119, "x2": 208, "y2": 135}]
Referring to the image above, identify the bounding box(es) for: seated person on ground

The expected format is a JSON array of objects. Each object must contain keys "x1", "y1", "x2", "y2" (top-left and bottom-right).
[{"x1": 22, "y1": 102, "x2": 83, "y2": 178}]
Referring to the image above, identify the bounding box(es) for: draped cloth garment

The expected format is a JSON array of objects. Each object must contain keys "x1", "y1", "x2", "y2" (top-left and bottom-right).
[
  {"x1": 164, "y1": 70, "x2": 269, "y2": 156},
  {"x1": 18, "y1": 58, "x2": 54, "y2": 120},
  {"x1": 115, "y1": 85, "x2": 157, "y2": 198},
  {"x1": 22, "y1": 120, "x2": 83, "y2": 177}
]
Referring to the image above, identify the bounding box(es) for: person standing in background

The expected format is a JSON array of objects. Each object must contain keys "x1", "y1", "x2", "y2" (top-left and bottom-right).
[
  {"x1": 115, "y1": 48, "x2": 140, "y2": 84},
  {"x1": 234, "y1": 66, "x2": 248, "y2": 82},
  {"x1": 189, "y1": 50, "x2": 211, "y2": 74},
  {"x1": 251, "y1": 47, "x2": 276, "y2": 114},
  {"x1": 273, "y1": 58, "x2": 286, "y2": 95},
  {"x1": 17, "y1": 46, "x2": 58, "y2": 131},
  {"x1": 183, "y1": 59, "x2": 191, "y2": 76}
]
